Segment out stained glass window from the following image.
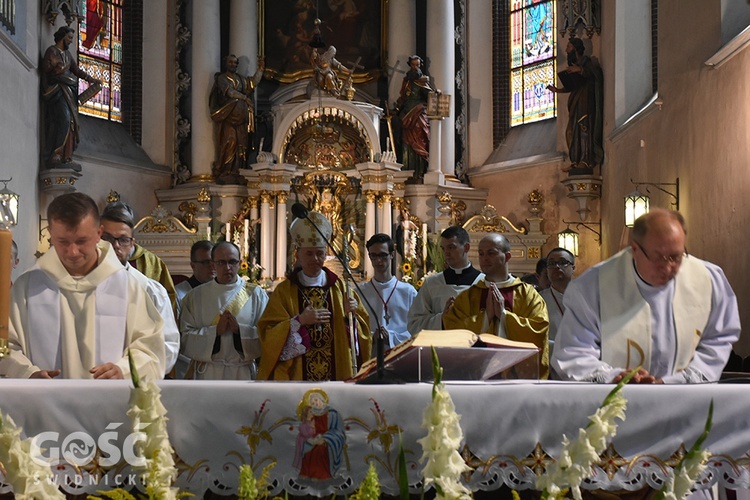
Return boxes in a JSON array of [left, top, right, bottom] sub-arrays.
[[510, 0, 556, 126], [78, 0, 123, 122]]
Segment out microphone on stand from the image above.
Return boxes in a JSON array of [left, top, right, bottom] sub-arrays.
[[290, 203, 396, 384]]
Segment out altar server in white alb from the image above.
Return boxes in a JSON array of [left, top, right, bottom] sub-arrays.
[[407, 225, 483, 334], [179, 241, 268, 380], [552, 209, 740, 384], [358, 233, 417, 352], [100, 202, 180, 376], [0, 193, 166, 380]]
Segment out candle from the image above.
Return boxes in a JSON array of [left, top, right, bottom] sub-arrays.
[[206, 225, 211, 241], [422, 223, 428, 264], [0, 230, 12, 350], [243, 218, 250, 260], [225, 222, 231, 242]]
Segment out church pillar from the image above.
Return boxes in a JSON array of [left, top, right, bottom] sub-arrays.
[[249, 196, 260, 265], [259, 191, 273, 280], [426, 0, 455, 179], [364, 190, 376, 279], [229, 0, 259, 76], [380, 192, 393, 237], [388, 0, 417, 103], [275, 192, 288, 279], [190, 1, 221, 180]]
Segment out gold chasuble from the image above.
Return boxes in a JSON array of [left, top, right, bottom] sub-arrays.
[[258, 268, 371, 381], [443, 278, 549, 379]]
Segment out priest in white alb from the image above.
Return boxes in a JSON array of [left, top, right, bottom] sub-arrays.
[[552, 209, 740, 384], [179, 241, 268, 380], [0, 193, 166, 380]]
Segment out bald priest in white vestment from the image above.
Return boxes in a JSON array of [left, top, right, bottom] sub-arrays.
[[552, 209, 740, 384], [0, 193, 166, 380]]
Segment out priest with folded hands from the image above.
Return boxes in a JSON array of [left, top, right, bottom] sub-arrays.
[[442, 232, 549, 379]]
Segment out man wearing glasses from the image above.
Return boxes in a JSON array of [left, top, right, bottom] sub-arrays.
[[100, 203, 180, 376], [175, 240, 216, 317], [180, 241, 268, 380], [539, 248, 575, 351], [552, 209, 740, 384], [358, 233, 417, 352]]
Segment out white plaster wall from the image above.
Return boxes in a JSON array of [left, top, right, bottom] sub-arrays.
[[614, 0, 652, 127], [465, 0, 493, 169], [602, 0, 750, 355], [141, 1, 170, 166], [0, 1, 40, 280]]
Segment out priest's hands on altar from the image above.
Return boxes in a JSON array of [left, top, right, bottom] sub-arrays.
[[217, 311, 240, 335], [485, 283, 506, 319], [612, 368, 664, 384], [30, 369, 61, 379], [299, 306, 331, 326], [90, 362, 124, 379]]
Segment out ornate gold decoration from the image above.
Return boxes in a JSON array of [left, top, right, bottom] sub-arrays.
[[364, 190, 377, 204], [462, 205, 528, 235], [106, 190, 120, 203], [528, 247, 541, 259], [260, 191, 273, 204], [521, 442, 554, 475], [178, 201, 197, 230], [598, 443, 630, 480], [249, 196, 259, 209], [449, 199, 467, 227], [42, 178, 51, 186], [298, 171, 360, 269], [135, 205, 195, 234], [393, 182, 405, 191], [281, 106, 372, 169], [276, 192, 289, 204], [197, 187, 211, 204], [361, 174, 389, 184], [188, 174, 215, 183], [381, 192, 393, 205], [528, 189, 544, 217]]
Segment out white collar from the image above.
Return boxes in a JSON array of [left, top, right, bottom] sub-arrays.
[[299, 270, 326, 287], [449, 262, 472, 274]]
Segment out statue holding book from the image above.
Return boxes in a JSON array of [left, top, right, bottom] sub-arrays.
[[547, 37, 603, 174]]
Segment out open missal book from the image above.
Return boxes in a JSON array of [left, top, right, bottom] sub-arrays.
[[350, 329, 540, 383]]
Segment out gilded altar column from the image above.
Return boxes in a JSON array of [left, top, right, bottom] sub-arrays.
[[380, 192, 393, 236], [427, 0, 455, 179], [259, 191, 273, 280], [190, 1, 221, 179], [275, 192, 288, 279], [229, 0, 258, 76], [364, 190, 377, 278], [249, 196, 260, 263]]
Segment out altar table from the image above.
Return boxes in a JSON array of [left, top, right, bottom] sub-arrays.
[[1, 379, 750, 497]]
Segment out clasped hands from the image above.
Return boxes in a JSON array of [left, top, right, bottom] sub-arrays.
[[217, 310, 240, 336], [484, 282, 506, 319]]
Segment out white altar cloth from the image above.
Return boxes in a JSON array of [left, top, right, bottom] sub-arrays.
[[1, 379, 750, 497]]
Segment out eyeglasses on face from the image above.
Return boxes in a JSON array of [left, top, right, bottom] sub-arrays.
[[192, 259, 213, 266], [368, 252, 391, 261], [101, 233, 134, 247], [547, 260, 573, 268], [634, 240, 687, 265], [213, 259, 240, 267]]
